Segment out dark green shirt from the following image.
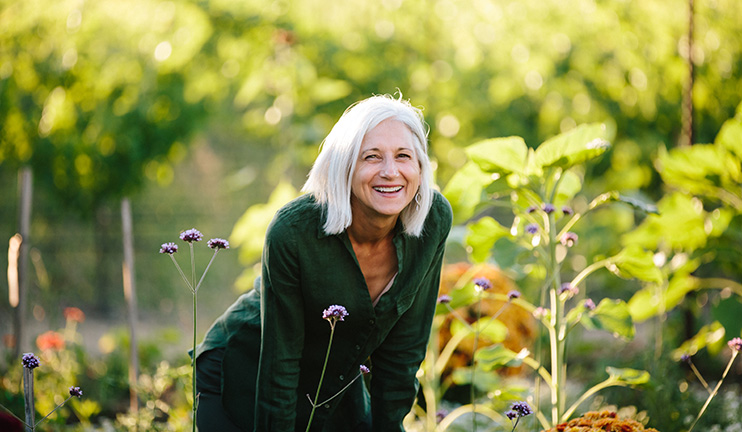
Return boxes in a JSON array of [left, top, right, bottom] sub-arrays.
[[197, 191, 452, 431]]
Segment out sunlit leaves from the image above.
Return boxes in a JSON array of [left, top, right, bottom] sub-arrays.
[[534, 123, 613, 170], [442, 161, 494, 224], [475, 344, 525, 371], [465, 216, 510, 263], [465, 136, 529, 175], [608, 244, 664, 285], [579, 299, 635, 340]]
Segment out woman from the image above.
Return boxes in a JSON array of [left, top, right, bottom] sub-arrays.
[[195, 94, 452, 431]]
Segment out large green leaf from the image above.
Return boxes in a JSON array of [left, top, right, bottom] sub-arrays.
[[622, 192, 709, 251], [628, 272, 702, 322], [442, 161, 494, 224], [475, 344, 524, 371], [465, 136, 529, 175], [580, 298, 635, 339], [534, 123, 612, 170], [465, 216, 511, 263], [609, 244, 664, 284]]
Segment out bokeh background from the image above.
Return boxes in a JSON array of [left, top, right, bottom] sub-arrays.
[[1, 0, 741, 430]]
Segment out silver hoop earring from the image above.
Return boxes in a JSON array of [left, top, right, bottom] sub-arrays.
[[415, 192, 421, 211]]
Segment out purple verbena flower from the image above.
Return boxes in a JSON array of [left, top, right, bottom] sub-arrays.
[[510, 401, 533, 417], [180, 228, 203, 243], [437, 294, 452, 304], [507, 290, 521, 300], [69, 386, 83, 398], [542, 203, 556, 214], [526, 205, 537, 214], [558, 283, 579, 297], [560, 232, 578, 247], [680, 354, 691, 363], [533, 307, 548, 319], [473, 277, 492, 292], [207, 238, 230, 250], [322, 305, 348, 322], [159, 242, 178, 254], [436, 409, 448, 423], [359, 365, 370, 374], [506, 410, 518, 420], [526, 224, 539, 235], [729, 337, 742, 352], [562, 205, 574, 216], [584, 298, 596, 311], [22, 353, 40, 369]]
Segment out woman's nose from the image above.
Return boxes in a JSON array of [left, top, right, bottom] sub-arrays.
[[380, 160, 398, 178]]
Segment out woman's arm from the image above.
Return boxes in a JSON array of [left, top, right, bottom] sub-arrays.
[[254, 218, 305, 431]]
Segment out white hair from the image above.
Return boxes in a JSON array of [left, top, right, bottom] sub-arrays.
[[302, 94, 433, 237]]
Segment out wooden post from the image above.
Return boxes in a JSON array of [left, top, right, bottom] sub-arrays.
[[121, 198, 139, 415], [13, 167, 33, 358]]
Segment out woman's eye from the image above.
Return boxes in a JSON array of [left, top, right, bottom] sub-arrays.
[[398, 153, 412, 159], [365, 154, 380, 160]]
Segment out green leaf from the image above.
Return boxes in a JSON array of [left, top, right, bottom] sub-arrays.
[[609, 244, 664, 284], [581, 299, 635, 339], [534, 123, 612, 170], [553, 169, 583, 205], [465, 216, 510, 263], [443, 161, 494, 224], [671, 321, 726, 359], [475, 344, 524, 371], [473, 317, 509, 344], [606, 367, 650, 385], [465, 136, 529, 175], [714, 113, 742, 161], [621, 192, 709, 251], [628, 272, 701, 322]]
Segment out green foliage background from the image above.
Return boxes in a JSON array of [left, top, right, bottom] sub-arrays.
[[1, 0, 741, 427]]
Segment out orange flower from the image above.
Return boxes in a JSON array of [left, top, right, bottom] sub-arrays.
[[64, 307, 85, 323], [36, 330, 65, 351]]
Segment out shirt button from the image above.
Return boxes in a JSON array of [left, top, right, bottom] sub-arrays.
[[368, 319, 375, 325], [355, 345, 361, 350], [339, 375, 345, 381], [324, 404, 330, 409]]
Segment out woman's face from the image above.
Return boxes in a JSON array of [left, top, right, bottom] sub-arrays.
[[350, 118, 421, 223]]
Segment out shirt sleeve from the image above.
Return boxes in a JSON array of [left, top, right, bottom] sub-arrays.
[[254, 216, 305, 431], [369, 199, 452, 431]]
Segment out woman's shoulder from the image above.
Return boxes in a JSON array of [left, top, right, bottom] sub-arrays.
[[267, 194, 323, 238], [422, 190, 453, 238]]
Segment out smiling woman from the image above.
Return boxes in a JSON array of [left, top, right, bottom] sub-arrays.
[[193, 94, 452, 432]]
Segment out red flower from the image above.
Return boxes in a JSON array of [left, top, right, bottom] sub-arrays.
[[64, 307, 85, 323], [36, 331, 65, 351]]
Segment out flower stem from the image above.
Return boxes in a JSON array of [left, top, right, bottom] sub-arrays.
[[169, 254, 193, 292], [688, 351, 739, 432], [471, 293, 483, 432], [190, 242, 197, 432], [192, 288, 198, 432], [23, 367, 34, 432], [306, 323, 336, 432], [195, 249, 220, 293], [35, 396, 73, 427]]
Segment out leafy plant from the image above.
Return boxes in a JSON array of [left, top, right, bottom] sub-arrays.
[[437, 123, 659, 429]]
